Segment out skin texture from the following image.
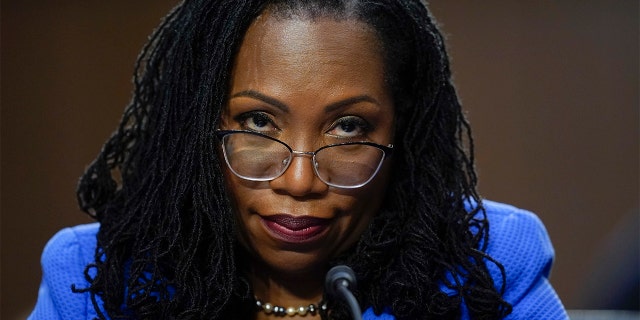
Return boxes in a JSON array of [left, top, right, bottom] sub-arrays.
[[219, 11, 395, 319]]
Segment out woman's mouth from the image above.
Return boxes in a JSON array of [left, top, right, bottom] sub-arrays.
[[261, 214, 331, 244]]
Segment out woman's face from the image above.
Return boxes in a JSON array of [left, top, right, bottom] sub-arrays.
[[220, 12, 395, 276]]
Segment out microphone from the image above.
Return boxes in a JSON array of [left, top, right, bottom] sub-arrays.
[[325, 265, 363, 320]]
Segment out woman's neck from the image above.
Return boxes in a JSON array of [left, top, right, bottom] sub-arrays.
[[249, 263, 326, 320]]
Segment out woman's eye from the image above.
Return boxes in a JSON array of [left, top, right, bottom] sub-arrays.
[[327, 116, 371, 138], [237, 112, 276, 132]]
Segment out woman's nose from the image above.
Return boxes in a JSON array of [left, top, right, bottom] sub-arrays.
[[269, 154, 328, 197]]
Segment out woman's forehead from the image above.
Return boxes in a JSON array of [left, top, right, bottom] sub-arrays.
[[230, 13, 384, 91], [242, 12, 379, 59]]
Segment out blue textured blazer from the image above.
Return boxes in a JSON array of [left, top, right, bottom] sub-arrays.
[[28, 200, 568, 319]]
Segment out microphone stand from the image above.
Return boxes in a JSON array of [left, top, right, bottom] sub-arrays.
[[325, 265, 363, 320]]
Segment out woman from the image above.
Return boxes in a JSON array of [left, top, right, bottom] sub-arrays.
[[29, 0, 568, 319]]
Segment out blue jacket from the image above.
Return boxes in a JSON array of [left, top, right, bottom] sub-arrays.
[[29, 200, 568, 319]]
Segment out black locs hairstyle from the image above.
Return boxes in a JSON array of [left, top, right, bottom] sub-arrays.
[[75, 0, 512, 319]]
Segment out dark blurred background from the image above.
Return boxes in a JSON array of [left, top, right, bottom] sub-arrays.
[[2, 1, 638, 318]]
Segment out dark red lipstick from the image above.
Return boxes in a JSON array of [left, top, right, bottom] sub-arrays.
[[261, 214, 330, 243]]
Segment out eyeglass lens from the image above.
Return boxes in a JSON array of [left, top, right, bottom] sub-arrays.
[[221, 132, 385, 188]]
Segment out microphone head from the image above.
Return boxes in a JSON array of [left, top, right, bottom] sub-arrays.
[[325, 265, 357, 297]]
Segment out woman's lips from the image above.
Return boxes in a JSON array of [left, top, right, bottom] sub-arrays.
[[261, 214, 330, 244]]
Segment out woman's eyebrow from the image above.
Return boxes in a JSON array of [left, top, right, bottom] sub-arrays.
[[324, 95, 380, 113], [231, 90, 289, 112], [230, 90, 380, 113]]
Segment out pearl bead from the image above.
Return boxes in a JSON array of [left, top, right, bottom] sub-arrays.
[[263, 303, 273, 314], [298, 306, 308, 316], [274, 306, 284, 315], [286, 307, 296, 316]]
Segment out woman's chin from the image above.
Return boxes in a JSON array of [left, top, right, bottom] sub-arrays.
[[257, 250, 329, 278]]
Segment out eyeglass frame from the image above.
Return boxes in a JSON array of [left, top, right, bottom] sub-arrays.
[[214, 129, 394, 189]]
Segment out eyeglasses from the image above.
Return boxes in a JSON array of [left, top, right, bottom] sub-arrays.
[[215, 130, 393, 189]]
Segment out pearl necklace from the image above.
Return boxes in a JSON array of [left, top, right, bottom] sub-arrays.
[[255, 297, 327, 317]]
